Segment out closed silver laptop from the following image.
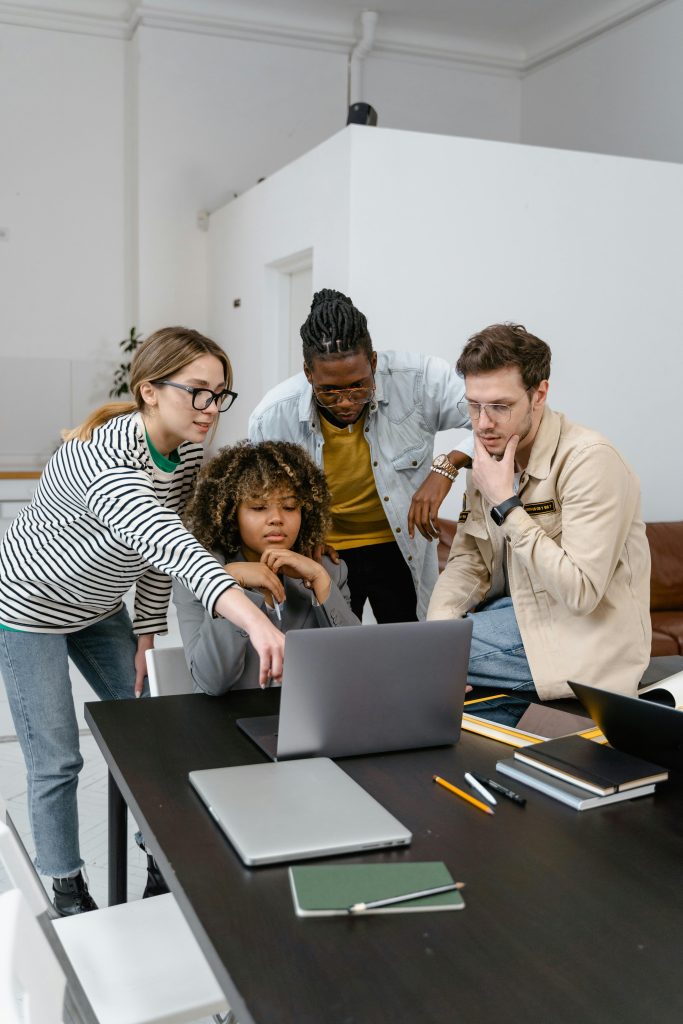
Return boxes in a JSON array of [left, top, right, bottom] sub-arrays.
[[189, 757, 412, 866], [238, 618, 472, 760]]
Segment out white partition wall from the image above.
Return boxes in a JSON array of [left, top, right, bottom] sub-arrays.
[[208, 125, 682, 522], [207, 129, 353, 444]]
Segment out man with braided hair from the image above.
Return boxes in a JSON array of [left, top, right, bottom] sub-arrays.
[[249, 289, 473, 622]]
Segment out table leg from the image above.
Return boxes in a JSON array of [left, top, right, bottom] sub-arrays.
[[107, 771, 127, 905]]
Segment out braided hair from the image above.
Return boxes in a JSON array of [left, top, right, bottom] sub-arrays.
[[300, 289, 373, 366], [184, 440, 331, 559]]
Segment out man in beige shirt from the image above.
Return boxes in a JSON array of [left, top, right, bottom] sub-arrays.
[[428, 323, 651, 699]]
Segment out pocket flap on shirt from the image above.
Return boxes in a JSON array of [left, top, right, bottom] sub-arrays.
[[391, 442, 430, 472], [459, 513, 488, 540]]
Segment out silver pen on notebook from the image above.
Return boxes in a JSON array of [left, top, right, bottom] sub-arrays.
[[348, 882, 464, 914]]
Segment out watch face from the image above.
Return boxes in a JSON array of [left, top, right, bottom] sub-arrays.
[[432, 454, 456, 474], [490, 507, 504, 526]]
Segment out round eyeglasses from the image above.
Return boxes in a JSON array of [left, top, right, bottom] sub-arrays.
[[154, 379, 238, 413], [457, 387, 533, 424], [311, 383, 375, 409]]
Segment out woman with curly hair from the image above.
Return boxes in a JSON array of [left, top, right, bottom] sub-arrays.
[[174, 440, 358, 694]]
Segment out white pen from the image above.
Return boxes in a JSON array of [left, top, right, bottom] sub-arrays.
[[348, 882, 463, 913], [464, 771, 497, 806]]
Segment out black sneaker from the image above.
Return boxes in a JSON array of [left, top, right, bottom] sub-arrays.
[[52, 871, 98, 916], [135, 832, 170, 898], [143, 853, 170, 898]]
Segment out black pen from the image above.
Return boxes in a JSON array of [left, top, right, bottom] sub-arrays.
[[471, 772, 526, 807]]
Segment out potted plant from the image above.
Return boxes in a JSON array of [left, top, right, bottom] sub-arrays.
[[110, 327, 143, 398]]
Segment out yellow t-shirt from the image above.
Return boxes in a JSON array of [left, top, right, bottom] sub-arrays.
[[319, 412, 394, 550]]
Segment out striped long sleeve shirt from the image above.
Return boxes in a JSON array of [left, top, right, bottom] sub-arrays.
[[0, 413, 236, 634]]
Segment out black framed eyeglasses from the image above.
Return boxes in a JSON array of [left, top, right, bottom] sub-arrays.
[[155, 379, 238, 413]]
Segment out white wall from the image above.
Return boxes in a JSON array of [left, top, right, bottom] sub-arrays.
[[208, 125, 682, 522], [3, 7, 682, 470], [0, 23, 127, 361], [134, 27, 522, 335], [365, 55, 520, 142], [0, 23, 127, 456], [521, 0, 683, 164], [134, 26, 349, 334], [207, 130, 353, 445], [0, 17, 523, 468]]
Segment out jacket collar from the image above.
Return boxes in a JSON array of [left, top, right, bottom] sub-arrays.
[[373, 368, 387, 405], [298, 380, 316, 425], [522, 407, 561, 481]]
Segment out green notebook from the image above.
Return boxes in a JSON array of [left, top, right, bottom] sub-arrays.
[[289, 861, 465, 917]]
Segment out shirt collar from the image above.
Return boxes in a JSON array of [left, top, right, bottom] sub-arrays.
[[522, 407, 561, 481], [373, 369, 386, 405]]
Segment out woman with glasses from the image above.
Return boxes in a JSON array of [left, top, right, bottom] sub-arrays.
[[174, 439, 358, 695], [249, 290, 474, 623], [0, 326, 284, 916]]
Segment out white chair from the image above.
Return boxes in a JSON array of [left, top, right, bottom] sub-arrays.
[[0, 888, 67, 1024], [145, 646, 194, 697], [0, 820, 231, 1024]]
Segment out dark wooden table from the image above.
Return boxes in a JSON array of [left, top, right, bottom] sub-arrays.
[[85, 679, 683, 1024]]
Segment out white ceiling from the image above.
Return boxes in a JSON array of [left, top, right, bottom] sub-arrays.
[[216, 0, 668, 61], [0, 0, 671, 67]]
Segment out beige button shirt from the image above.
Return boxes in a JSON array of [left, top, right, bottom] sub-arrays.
[[428, 408, 651, 699]]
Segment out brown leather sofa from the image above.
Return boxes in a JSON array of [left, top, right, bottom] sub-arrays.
[[436, 517, 683, 657], [647, 521, 683, 655]]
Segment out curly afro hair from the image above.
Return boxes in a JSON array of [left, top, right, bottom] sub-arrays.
[[185, 440, 331, 558]]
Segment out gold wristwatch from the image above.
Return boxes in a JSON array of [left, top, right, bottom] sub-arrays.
[[430, 454, 459, 482]]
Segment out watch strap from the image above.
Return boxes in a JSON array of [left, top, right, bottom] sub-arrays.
[[490, 495, 523, 525]]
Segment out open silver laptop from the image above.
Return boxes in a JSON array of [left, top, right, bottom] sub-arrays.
[[189, 757, 412, 865], [237, 618, 472, 760]]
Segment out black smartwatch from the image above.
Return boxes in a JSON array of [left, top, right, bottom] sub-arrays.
[[490, 496, 523, 526]]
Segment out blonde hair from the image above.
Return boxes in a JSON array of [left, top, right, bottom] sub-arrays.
[[63, 327, 233, 442]]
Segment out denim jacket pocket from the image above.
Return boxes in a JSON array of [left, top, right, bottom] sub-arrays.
[[391, 441, 431, 472]]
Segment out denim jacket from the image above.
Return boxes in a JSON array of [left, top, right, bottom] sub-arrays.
[[248, 351, 472, 618]]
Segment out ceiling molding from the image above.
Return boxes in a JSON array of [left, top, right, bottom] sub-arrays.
[[372, 39, 521, 77], [130, 6, 353, 55], [523, 0, 672, 73], [0, 0, 671, 75], [0, 1, 131, 39]]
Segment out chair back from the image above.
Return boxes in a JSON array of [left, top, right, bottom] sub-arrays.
[[0, 822, 51, 917], [145, 646, 194, 697], [0, 889, 67, 1024]]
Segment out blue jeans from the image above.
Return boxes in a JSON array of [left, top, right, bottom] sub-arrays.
[[467, 596, 536, 692], [0, 606, 143, 877]]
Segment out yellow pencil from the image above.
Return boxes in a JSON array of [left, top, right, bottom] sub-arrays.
[[432, 774, 495, 815]]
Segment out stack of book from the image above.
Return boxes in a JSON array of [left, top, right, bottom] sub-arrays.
[[496, 734, 669, 810]]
